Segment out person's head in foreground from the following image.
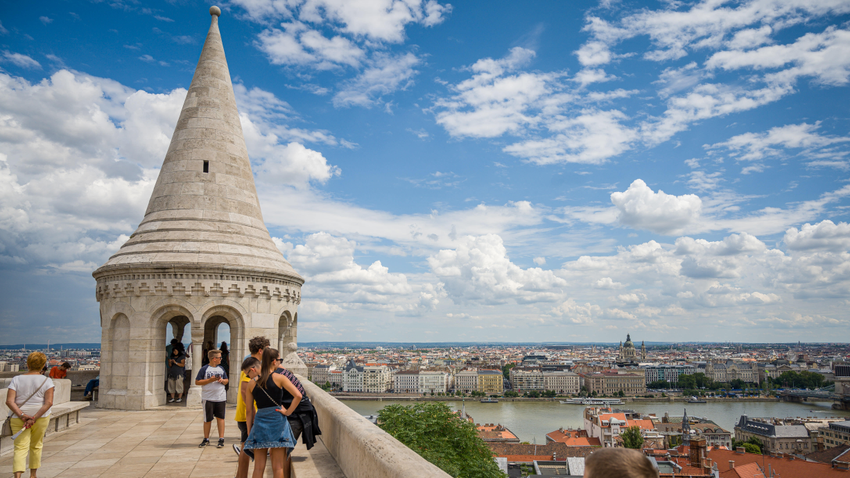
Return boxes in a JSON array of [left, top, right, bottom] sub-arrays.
[[585, 447, 659, 478]]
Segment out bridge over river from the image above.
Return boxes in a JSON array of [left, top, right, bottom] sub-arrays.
[[778, 384, 850, 410]]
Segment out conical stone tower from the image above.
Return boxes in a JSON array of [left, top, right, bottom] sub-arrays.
[[93, 6, 305, 410]]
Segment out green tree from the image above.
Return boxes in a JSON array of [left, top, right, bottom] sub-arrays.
[[621, 426, 644, 449], [742, 443, 761, 454], [378, 402, 506, 478], [502, 363, 516, 382], [321, 381, 332, 391], [504, 390, 519, 398]]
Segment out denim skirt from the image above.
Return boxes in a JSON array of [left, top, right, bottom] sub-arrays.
[[244, 407, 297, 449]]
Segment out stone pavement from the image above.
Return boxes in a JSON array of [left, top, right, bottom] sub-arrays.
[[0, 405, 273, 478]]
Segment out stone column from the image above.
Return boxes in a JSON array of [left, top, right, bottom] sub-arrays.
[[186, 325, 204, 407]]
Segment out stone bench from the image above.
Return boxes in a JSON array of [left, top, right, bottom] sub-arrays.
[[0, 379, 90, 457]]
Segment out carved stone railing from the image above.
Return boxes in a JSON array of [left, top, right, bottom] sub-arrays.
[[296, 375, 451, 478]]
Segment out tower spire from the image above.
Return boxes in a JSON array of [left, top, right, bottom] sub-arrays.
[[95, 6, 301, 281], [93, 7, 306, 411]]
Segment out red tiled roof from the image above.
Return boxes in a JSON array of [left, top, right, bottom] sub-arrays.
[[708, 448, 849, 478], [719, 462, 763, 478], [546, 429, 601, 447], [477, 424, 519, 441]]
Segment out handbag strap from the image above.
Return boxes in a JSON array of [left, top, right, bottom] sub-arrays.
[[9, 375, 49, 417], [256, 376, 282, 408]]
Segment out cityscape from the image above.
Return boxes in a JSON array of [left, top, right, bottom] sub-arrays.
[[3, 0, 850, 477], [2, 336, 849, 475]]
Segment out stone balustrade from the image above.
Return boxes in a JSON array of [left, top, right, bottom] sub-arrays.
[[295, 375, 451, 478]]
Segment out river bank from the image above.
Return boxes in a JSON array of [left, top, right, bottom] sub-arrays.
[[340, 398, 850, 444], [331, 393, 781, 403]]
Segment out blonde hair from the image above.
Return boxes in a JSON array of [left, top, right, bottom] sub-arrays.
[[27, 352, 47, 372], [207, 349, 221, 360], [585, 448, 659, 478]]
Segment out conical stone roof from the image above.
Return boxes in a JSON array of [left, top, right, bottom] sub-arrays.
[[94, 7, 302, 283]]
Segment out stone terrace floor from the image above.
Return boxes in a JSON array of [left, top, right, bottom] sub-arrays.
[[1, 405, 278, 478]]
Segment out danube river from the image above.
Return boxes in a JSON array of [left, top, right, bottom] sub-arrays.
[[340, 399, 850, 443]]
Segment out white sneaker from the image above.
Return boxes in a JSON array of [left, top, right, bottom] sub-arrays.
[[176, 398, 182, 403], [168, 398, 175, 403]]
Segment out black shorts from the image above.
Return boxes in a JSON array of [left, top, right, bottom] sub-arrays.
[[237, 421, 248, 443], [203, 400, 226, 422]]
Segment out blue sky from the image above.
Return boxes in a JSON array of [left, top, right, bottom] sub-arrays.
[[2, 0, 850, 344]]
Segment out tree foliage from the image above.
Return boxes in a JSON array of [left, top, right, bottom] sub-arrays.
[[677, 373, 716, 390], [502, 363, 515, 381], [647, 380, 670, 389], [732, 437, 763, 454], [621, 426, 644, 449], [769, 371, 826, 389], [378, 402, 506, 478]]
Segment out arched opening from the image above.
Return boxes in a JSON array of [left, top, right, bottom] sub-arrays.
[[201, 306, 245, 404], [164, 318, 191, 406], [200, 321, 232, 390], [150, 304, 195, 408], [278, 311, 292, 353]]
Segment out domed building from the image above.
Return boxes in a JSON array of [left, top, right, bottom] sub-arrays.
[[617, 334, 646, 364]]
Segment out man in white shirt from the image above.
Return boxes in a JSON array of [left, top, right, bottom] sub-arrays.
[[195, 349, 229, 448]]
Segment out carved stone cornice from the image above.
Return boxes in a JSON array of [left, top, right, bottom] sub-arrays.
[[94, 264, 302, 304]]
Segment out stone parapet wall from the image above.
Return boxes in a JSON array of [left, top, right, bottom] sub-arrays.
[[0, 371, 100, 389], [297, 374, 451, 478]]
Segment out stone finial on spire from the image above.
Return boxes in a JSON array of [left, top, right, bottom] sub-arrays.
[[210, 5, 221, 16]]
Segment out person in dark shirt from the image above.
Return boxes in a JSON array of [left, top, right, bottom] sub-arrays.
[[168, 346, 186, 403]]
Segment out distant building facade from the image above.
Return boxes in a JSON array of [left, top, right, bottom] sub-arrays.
[[478, 370, 504, 395], [643, 364, 695, 384], [394, 370, 419, 393], [510, 368, 544, 391], [543, 371, 580, 394], [734, 415, 811, 453], [584, 370, 646, 396], [820, 421, 850, 449], [455, 369, 478, 393]]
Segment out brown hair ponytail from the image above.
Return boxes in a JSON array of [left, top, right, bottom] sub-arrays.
[[258, 347, 279, 389]]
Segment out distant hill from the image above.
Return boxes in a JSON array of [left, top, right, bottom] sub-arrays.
[[0, 343, 101, 350]]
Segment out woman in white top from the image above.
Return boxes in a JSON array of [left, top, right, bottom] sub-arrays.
[[5, 351, 55, 478]]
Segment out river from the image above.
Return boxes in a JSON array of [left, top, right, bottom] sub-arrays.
[[340, 399, 850, 444]]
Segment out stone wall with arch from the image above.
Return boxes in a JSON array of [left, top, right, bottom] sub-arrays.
[[94, 269, 304, 410]]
